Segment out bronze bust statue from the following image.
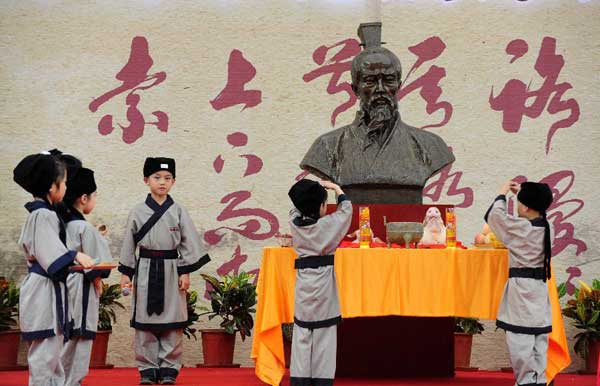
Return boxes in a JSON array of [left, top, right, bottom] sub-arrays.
[[300, 22, 455, 204]]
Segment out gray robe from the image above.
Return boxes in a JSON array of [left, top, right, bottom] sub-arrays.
[[289, 195, 352, 385], [18, 201, 76, 339], [65, 212, 113, 338], [18, 200, 77, 386], [485, 196, 552, 333], [61, 211, 113, 386], [485, 195, 552, 386], [119, 194, 210, 330]]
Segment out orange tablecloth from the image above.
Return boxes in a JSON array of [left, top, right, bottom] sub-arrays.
[[250, 247, 570, 385]]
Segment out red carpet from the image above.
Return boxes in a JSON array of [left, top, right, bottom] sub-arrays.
[[0, 368, 595, 386]]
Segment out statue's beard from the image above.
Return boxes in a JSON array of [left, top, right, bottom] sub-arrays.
[[363, 95, 397, 142]]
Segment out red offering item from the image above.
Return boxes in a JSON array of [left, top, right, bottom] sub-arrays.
[[70, 263, 117, 270]]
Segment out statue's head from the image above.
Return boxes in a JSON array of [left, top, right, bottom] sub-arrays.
[[351, 23, 402, 126]]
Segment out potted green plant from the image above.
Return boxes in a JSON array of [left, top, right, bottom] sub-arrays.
[[184, 289, 200, 340], [90, 283, 125, 369], [0, 277, 21, 370], [198, 272, 257, 367], [560, 279, 600, 374], [454, 317, 484, 370], [282, 323, 293, 369]]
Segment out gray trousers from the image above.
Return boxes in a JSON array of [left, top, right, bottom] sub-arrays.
[[506, 331, 548, 386], [290, 324, 336, 386], [61, 337, 93, 386], [27, 335, 65, 386], [135, 329, 183, 373]]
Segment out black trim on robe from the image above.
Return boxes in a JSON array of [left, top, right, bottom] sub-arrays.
[[509, 267, 546, 280], [139, 248, 178, 316], [294, 255, 334, 270], [131, 320, 189, 331], [484, 194, 506, 223], [294, 315, 342, 330], [496, 320, 552, 335], [293, 216, 318, 227], [118, 263, 135, 280], [177, 254, 211, 275], [134, 195, 174, 244]]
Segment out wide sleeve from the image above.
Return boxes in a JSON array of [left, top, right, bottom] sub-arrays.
[[484, 195, 529, 247], [315, 195, 353, 253], [176, 206, 210, 275], [118, 210, 137, 279], [81, 223, 113, 280], [33, 211, 77, 279]]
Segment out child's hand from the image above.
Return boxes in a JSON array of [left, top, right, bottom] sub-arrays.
[[96, 224, 108, 236], [93, 278, 103, 297], [320, 180, 344, 195], [498, 180, 517, 196], [120, 274, 131, 289], [75, 252, 95, 268], [179, 273, 190, 291]]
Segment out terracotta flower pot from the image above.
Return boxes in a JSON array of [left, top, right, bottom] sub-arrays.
[[0, 330, 22, 371], [89, 330, 114, 369], [198, 329, 239, 367], [585, 339, 600, 374], [454, 332, 474, 370]]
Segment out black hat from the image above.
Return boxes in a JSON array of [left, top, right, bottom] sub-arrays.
[[13, 153, 58, 197], [65, 168, 97, 203], [144, 157, 176, 178], [288, 179, 327, 219], [517, 182, 553, 213], [48, 149, 82, 178]]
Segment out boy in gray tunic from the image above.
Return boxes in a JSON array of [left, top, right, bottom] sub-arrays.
[[60, 167, 113, 386], [13, 153, 95, 386], [485, 181, 554, 386], [119, 157, 211, 385], [288, 179, 352, 386]]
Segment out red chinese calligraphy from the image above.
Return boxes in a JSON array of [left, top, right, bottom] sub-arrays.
[[422, 149, 473, 208], [206, 132, 279, 246], [204, 191, 280, 246], [565, 266, 582, 296], [397, 36, 452, 129], [509, 170, 587, 257], [203, 245, 259, 299], [302, 39, 361, 126], [212, 132, 263, 177], [303, 36, 453, 129], [210, 49, 262, 111], [489, 37, 580, 154], [89, 36, 168, 144]]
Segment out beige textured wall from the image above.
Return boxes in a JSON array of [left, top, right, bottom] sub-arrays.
[[1, 0, 599, 372]]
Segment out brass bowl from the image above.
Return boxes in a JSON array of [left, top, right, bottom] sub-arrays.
[[385, 222, 424, 248]]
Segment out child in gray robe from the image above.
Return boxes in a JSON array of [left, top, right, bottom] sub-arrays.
[[485, 180, 554, 386], [13, 153, 95, 386], [288, 179, 352, 386], [119, 157, 211, 385], [60, 167, 113, 386]]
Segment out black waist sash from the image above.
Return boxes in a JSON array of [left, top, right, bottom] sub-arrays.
[[139, 248, 179, 316], [509, 267, 546, 280], [294, 255, 334, 270], [28, 262, 72, 341]]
